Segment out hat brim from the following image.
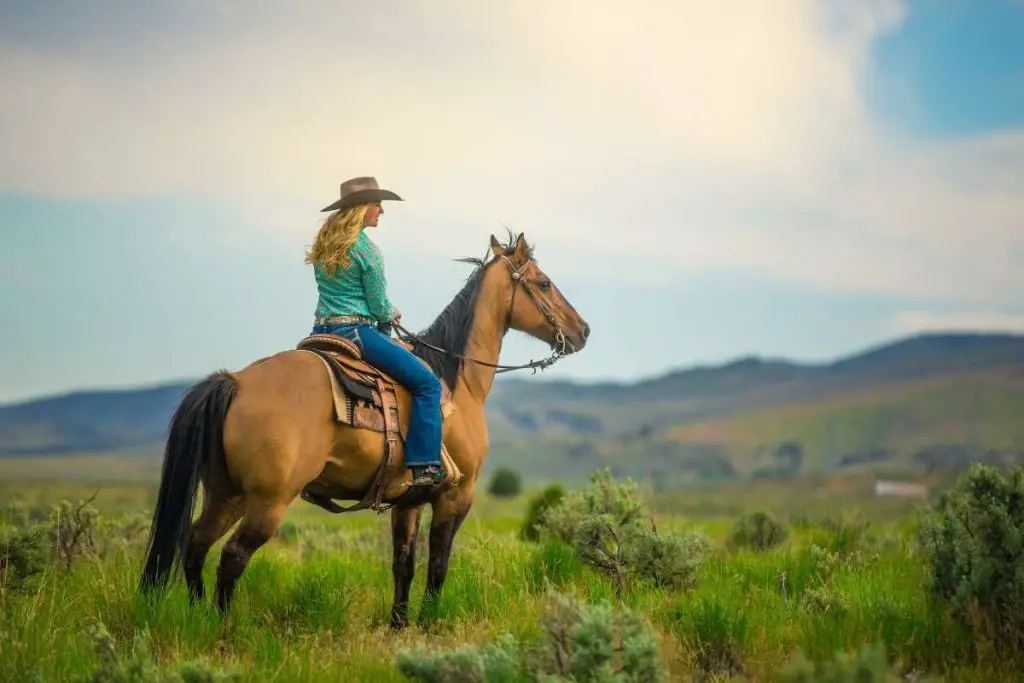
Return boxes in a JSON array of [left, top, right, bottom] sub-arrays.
[[320, 188, 403, 213]]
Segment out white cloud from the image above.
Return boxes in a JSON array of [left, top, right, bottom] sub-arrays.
[[1, 0, 1023, 306], [893, 310, 1024, 334]]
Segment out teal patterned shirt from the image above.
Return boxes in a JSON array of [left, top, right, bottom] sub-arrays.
[[313, 230, 396, 323]]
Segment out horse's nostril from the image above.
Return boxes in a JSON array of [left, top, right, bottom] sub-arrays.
[[583, 323, 591, 339]]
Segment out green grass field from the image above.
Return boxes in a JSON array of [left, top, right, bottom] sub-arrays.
[[1, 474, 1020, 682]]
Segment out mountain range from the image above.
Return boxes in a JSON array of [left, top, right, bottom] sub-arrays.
[[2, 332, 1023, 485]]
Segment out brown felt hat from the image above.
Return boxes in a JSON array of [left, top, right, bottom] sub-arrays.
[[320, 176, 403, 212]]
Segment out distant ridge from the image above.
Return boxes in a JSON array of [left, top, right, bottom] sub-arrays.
[[2, 332, 1024, 484], [6, 331, 1023, 407]]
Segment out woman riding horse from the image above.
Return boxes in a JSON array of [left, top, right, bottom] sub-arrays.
[[138, 178, 591, 623], [307, 176, 444, 489]]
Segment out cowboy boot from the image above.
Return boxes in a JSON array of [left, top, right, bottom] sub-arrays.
[[409, 464, 444, 487]]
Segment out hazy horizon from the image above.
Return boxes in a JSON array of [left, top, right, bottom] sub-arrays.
[[4, 328, 1023, 408]]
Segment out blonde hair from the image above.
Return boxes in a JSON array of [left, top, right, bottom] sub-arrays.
[[305, 204, 370, 277]]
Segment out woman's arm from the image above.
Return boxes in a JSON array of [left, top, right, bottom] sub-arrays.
[[354, 240, 397, 323]]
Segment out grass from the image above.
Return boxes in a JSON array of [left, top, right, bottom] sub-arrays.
[[1, 478, 1020, 682], [0, 453, 162, 482]]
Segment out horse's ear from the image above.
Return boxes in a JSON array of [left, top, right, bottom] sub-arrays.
[[513, 232, 528, 257], [490, 234, 503, 258]]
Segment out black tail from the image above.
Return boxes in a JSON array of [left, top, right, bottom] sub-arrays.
[[139, 370, 238, 593]]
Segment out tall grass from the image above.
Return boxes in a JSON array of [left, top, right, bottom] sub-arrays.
[[1, 496, 1018, 682], [6, 472, 1024, 682]]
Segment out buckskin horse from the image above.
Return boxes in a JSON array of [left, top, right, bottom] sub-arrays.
[[138, 232, 590, 629]]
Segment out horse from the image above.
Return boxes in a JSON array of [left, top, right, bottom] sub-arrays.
[[138, 231, 590, 629]]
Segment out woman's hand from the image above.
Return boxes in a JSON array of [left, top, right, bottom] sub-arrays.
[[391, 307, 402, 324]]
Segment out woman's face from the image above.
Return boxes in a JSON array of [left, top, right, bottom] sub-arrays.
[[364, 202, 383, 227]]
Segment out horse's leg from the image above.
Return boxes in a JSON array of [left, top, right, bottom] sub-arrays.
[[418, 489, 474, 626], [214, 499, 289, 613], [184, 491, 243, 603], [389, 502, 425, 630]]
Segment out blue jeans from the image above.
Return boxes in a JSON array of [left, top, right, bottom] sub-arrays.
[[311, 323, 442, 468]]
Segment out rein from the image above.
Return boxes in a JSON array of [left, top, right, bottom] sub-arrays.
[[390, 255, 569, 375]]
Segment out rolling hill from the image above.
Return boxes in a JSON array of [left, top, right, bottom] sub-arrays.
[[2, 332, 1023, 484]]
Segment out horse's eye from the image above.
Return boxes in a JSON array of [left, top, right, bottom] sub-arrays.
[[539, 280, 552, 290]]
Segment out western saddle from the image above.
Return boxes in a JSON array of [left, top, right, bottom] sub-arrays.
[[294, 333, 460, 514]]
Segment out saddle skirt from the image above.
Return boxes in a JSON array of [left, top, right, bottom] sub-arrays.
[[296, 333, 456, 428], [294, 333, 461, 513]]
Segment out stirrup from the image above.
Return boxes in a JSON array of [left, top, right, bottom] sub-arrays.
[[409, 464, 444, 487], [300, 489, 347, 514]]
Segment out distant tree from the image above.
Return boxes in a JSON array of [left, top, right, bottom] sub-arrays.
[[774, 441, 804, 474], [519, 483, 566, 541], [488, 467, 522, 498], [729, 510, 789, 552]]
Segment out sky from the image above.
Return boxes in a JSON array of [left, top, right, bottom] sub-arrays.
[[1, 0, 1023, 404]]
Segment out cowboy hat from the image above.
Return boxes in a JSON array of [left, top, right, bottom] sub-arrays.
[[320, 176, 403, 212]]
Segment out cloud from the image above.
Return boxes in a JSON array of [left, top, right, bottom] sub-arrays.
[[1, 0, 1023, 306], [893, 310, 1024, 334]]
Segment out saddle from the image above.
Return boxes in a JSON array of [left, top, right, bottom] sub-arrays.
[[294, 333, 460, 514]]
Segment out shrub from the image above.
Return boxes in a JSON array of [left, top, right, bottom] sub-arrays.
[[729, 510, 789, 552], [539, 469, 709, 599], [50, 497, 100, 569], [530, 592, 666, 683], [487, 468, 522, 498], [917, 462, 1024, 653], [777, 642, 937, 682], [95, 513, 151, 557], [519, 483, 566, 542], [396, 633, 522, 683], [85, 621, 240, 682], [798, 584, 848, 617], [628, 528, 711, 591], [0, 523, 50, 585], [572, 512, 633, 598], [396, 591, 668, 683], [540, 469, 648, 546], [2, 496, 31, 527], [808, 544, 842, 585]]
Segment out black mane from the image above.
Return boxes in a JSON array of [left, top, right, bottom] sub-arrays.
[[404, 231, 531, 390]]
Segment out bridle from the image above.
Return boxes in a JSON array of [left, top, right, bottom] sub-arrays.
[[389, 254, 570, 374]]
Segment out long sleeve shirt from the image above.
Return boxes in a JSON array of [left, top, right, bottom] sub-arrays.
[[313, 230, 396, 323]]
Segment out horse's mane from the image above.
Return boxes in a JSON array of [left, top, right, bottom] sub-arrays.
[[407, 230, 533, 390]]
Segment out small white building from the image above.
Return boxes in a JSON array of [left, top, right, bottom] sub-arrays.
[[873, 479, 928, 499]]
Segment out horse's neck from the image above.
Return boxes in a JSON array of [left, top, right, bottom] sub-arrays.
[[455, 273, 508, 405]]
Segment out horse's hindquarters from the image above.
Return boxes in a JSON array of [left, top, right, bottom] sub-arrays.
[[221, 351, 340, 500]]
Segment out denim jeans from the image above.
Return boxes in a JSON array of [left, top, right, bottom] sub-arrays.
[[311, 322, 442, 468]]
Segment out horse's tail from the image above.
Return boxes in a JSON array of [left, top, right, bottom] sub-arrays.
[[139, 370, 238, 592]]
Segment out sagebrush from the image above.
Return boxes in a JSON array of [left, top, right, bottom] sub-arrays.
[[917, 463, 1024, 655], [537, 469, 710, 598], [397, 591, 667, 683]]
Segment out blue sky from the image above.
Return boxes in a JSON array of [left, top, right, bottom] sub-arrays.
[[2, 1, 1023, 404], [867, 0, 1024, 137]]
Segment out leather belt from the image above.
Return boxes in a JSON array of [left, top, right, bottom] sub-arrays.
[[314, 314, 377, 326]]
